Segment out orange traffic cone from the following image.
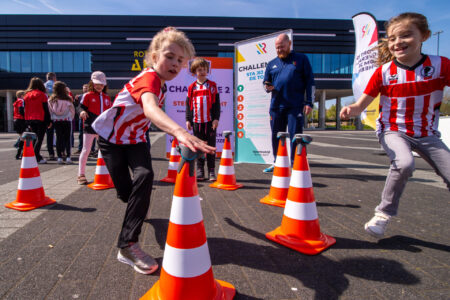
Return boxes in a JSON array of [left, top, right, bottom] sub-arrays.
[[5, 132, 56, 211], [210, 131, 243, 191], [142, 145, 235, 300], [87, 150, 114, 190], [160, 138, 181, 183], [260, 132, 290, 207], [266, 134, 335, 255]]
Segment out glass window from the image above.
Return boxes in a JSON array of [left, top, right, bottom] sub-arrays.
[[32, 52, 42, 72], [10, 52, 21, 72], [52, 52, 63, 72], [330, 54, 340, 74], [0, 52, 7, 72], [63, 52, 74, 72], [21, 52, 32, 72], [73, 52, 83, 72], [83, 52, 91, 72]]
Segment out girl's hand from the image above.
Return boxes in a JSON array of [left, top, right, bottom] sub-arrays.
[[80, 111, 88, 120], [340, 106, 353, 120], [174, 128, 215, 154], [186, 121, 192, 131], [212, 120, 219, 130]]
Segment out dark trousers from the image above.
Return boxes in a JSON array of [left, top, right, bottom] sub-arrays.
[[14, 119, 26, 158], [54, 121, 71, 158], [270, 106, 304, 164], [193, 121, 216, 171], [46, 126, 55, 156], [26, 120, 46, 161], [98, 137, 154, 249]]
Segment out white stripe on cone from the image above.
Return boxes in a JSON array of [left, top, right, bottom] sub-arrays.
[[218, 165, 235, 175], [275, 156, 290, 167], [271, 175, 291, 188], [95, 165, 109, 175], [170, 147, 178, 156], [168, 161, 178, 170], [221, 149, 233, 158], [18, 177, 43, 190], [162, 242, 212, 278], [284, 200, 318, 221], [21, 156, 38, 169], [290, 170, 313, 188], [169, 195, 203, 225]]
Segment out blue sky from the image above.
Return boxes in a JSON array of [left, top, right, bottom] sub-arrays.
[[2, 0, 448, 58]]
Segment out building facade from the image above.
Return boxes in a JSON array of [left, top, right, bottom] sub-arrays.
[[0, 14, 384, 132]]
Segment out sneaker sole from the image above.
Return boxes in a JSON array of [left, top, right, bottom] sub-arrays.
[[117, 251, 158, 275], [364, 223, 384, 238]]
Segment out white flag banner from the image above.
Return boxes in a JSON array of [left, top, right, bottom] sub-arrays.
[[352, 12, 380, 128]]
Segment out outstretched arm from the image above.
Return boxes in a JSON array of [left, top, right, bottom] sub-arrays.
[[340, 93, 375, 119], [142, 92, 215, 154]]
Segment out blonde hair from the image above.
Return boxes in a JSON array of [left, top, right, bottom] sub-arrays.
[[377, 12, 431, 66], [144, 27, 195, 68], [16, 90, 25, 98], [190, 57, 209, 74]]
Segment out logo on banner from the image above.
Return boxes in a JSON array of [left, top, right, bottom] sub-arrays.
[[361, 23, 371, 38], [256, 43, 267, 54]]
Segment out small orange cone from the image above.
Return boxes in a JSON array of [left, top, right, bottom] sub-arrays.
[[5, 132, 56, 211], [87, 150, 114, 190], [260, 132, 290, 207], [266, 134, 335, 255], [160, 138, 181, 183], [210, 131, 243, 191], [141, 144, 235, 300]]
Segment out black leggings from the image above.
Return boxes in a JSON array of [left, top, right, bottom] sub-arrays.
[[53, 121, 71, 158], [25, 120, 46, 161], [193, 121, 217, 170], [98, 137, 154, 248]]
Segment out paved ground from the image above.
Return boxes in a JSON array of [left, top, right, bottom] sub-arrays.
[[0, 130, 448, 300]]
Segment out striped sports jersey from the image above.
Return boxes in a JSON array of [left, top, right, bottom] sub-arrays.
[[187, 80, 218, 123], [92, 68, 166, 145], [364, 55, 450, 138]]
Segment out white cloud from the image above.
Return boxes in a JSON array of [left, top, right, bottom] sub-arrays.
[[38, 0, 63, 14], [12, 0, 38, 10]]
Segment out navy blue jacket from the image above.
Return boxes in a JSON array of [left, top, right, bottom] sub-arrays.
[[263, 51, 315, 109]]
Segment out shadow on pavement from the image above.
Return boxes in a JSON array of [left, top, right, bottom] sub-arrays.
[[44, 203, 96, 212], [147, 218, 420, 300]]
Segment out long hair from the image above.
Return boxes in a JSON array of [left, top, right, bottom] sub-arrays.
[[88, 80, 108, 93], [377, 12, 431, 66], [25, 77, 46, 94], [49, 81, 72, 103]]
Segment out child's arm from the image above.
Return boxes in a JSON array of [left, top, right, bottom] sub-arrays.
[[211, 93, 220, 130], [340, 93, 375, 119], [142, 92, 215, 154], [185, 96, 192, 131]]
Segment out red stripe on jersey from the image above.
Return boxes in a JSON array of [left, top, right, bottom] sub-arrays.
[[420, 95, 430, 137], [128, 114, 147, 143], [406, 69, 415, 82], [404, 97, 415, 136], [389, 98, 398, 131], [381, 78, 444, 98], [115, 113, 146, 144]]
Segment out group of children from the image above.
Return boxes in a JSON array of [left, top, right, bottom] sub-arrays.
[[11, 12, 449, 276]]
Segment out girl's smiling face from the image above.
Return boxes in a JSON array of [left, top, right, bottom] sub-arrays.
[[152, 41, 186, 83], [93, 84, 104, 93], [387, 20, 427, 66]]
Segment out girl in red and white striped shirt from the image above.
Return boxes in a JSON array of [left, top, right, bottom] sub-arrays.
[[340, 12, 450, 238], [92, 27, 215, 275]]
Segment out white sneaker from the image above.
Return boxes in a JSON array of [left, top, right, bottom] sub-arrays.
[[38, 158, 47, 164], [364, 212, 391, 238], [57, 158, 64, 164], [66, 157, 72, 164]]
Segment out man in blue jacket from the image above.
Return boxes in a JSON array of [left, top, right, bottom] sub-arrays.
[[263, 33, 315, 172]]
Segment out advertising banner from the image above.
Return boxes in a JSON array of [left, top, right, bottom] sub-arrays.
[[235, 30, 293, 163], [164, 57, 234, 156], [352, 12, 380, 129]]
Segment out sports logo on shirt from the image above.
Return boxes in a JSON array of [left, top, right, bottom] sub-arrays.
[[421, 66, 435, 77], [388, 74, 398, 82], [210, 86, 216, 94], [272, 65, 277, 69]]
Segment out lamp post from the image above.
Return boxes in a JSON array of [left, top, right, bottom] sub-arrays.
[[433, 30, 443, 56]]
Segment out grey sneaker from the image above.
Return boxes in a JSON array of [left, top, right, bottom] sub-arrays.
[[197, 168, 205, 181], [364, 212, 391, 238], [57, 158, 64, 164], [117, 243, 158, 275], [208, 170, 216, 181]]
